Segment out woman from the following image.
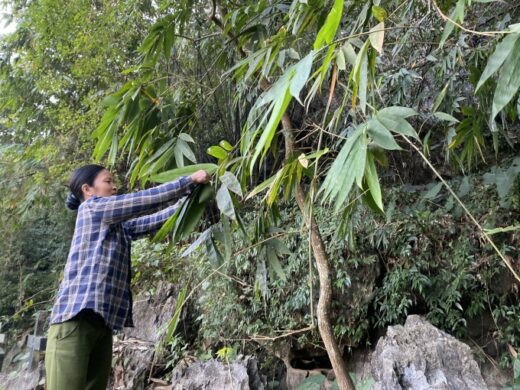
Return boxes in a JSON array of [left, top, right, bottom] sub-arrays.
[[45, 164, 210, 390]]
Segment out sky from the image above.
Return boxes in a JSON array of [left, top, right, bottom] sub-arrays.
[[0, 4, 16, 36]]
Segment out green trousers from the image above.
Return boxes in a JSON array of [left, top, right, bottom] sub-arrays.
[[45, 310, 113, 390]]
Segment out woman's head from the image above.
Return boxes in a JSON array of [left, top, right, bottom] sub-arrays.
[[66, 164, 117, 210]]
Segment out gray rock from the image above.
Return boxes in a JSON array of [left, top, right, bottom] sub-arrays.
[[125, 281, 182, 343], [170, 356, 266, 390], [0, 361, 45, 390], [370, 315, 488, 390], [112, 281, 184, 390]]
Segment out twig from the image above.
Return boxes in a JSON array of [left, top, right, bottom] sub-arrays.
[[402, 135, 520, 283], [248, 326, 315, 342], [430, 0, 513, 37]]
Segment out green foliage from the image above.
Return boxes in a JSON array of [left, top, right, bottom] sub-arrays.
[[475, 27, 520, 130], [0, 0, 158, 335], [0, 147, 74, 330], [2, 0, 520, 381], [321, 107, 418, 213], [503, 354, 520, 389], [216, 345, 237, 362], [188, 169, 519, 356]]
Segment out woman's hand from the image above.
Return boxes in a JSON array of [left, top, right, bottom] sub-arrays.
[[190, 170, 211, 184]]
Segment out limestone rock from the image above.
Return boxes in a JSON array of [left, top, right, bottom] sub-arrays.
[[112, 281, 184, 390], [125, 281, 182, 343], [170, 356, 266, 390], [370, 315, 488, 390]]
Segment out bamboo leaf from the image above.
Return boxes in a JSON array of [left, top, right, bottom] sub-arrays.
[[341, 42, 357, 66], [181, 228, 212, 257], [376, 108, 419, 139], [178, 133, 195, 143], [216, 185, 236, 220], [336, 49, 346, 71], [365, 152, 383, 211], [246, 171, 280, 200], [207, 145, 228, 160], [378, 116, 419, 139], [270, 238, 292, 256], [151, 164, 217, 183], [153, 201, 184, 241], [165, 287, 187, 343], [219, 140, 233, 151], [353, 133, 368, 188], [378, 106, 417, 119], [319, 45, 336, 83], [321, 126, 363, 201], [359, 49, 368, 113], [289, 51, 314, 105], [476, 32, 520, 92], [265, 246, 286, 281], [491, 39, 520, 127], [93, 122, 116, 161], [369, 22, 385, 54], [313, 0, 344, 50], [220, 171, 243, 197], [177, 139, 197, 163], [267, 165, 288, 206], [433, 82, 449, 112], [433, 112, 459, 123], [367, 119, 402, 150], [175, 186, 212, 240], [484, 225, 520, 235], [351, 40, 370, 111], [250, 88, 292, 173], [371, 6, 388, 22], [141, 143, 176, 177], [439, 0, 465, 48], [322, 127, 368, 211]]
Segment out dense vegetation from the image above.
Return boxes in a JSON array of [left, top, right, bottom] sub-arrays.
[[0, 0, 519, 387]]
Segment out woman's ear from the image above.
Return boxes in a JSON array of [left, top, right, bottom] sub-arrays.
[[81, 183, 91, 199]]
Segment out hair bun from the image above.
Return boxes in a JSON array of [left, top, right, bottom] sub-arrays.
[[65, 192, 81, 210]]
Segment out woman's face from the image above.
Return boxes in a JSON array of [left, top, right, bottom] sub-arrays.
[[82, 169, 117, 200]]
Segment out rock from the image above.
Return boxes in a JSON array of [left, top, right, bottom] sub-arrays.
[[0, 329, 46, 390], [111, 337, 155, 390], [125, 281, 183, 343], [0, 361, 45, 390], [111, 281, 185, 390], [170, 356, 266, 390], [370, 315, 488, 390]]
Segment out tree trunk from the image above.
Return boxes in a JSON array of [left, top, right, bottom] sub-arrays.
[[281, 115, 355, 390]]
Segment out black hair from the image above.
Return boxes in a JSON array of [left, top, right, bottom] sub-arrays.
[[65, 164, 106, 210]]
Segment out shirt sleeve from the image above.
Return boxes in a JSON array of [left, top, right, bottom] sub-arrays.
[[123, 199, 184, 240], [85, 176, 195, 225]]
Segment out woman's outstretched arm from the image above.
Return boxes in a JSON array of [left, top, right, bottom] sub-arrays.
[[85, 176, 195, 225], [123, 199, 184, 239]]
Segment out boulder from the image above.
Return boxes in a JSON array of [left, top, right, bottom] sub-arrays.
[[370, 315, 488, 390], [111, 281, 184, 390], [0, 361, 45, 390], [170, 356, 266, 390], [125, 281, 183, 343]]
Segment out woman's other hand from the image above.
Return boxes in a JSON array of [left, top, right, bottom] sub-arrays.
[[190, 170, 211, 184]]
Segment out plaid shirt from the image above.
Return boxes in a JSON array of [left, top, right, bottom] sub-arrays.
[[50, 176, 196, 331]]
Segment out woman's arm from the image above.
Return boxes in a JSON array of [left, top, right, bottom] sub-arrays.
[[85, 176, 195, 225], [123, 200, 183, 240]]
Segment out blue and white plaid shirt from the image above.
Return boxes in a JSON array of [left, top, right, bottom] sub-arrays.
[[50, 176, 196, 331]]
